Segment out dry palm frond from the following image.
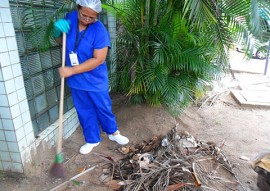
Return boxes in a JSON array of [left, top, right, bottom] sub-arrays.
[[107, 127, 244, 191]]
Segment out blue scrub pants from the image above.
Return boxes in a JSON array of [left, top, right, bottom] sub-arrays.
[[70, 88, 118, 143]]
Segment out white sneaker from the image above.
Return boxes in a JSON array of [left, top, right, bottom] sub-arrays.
[[108, 131, 129, 145], [79, 142, 100, 155]]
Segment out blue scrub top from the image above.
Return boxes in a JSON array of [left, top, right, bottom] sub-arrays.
[[65, 10, 111, 92]]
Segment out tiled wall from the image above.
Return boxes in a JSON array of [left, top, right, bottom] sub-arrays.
[[0, 0, 29, 173], [0, 0, 80, 174]]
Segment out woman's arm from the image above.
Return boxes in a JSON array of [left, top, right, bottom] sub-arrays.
[[58, 47, 109, 78]]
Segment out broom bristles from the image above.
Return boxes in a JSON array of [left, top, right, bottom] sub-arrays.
[[50, 153, 66, 178]]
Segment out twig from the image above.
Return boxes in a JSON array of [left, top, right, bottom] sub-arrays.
[[192, 162, 202, 187], [198, 94, 217, 110], [50, 165, 97, 191], [64, 154, 76, 165], [210, 91, 225, 106], [107, 164, 115, 191], [198, 91, 226, 110], [93, 152, 117, 164], [232, 173, 248, 191]]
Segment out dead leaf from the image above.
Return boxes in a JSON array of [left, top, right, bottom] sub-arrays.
[[206, 141, 216, 146], [166, 183, 186, 190], [78, 167, 85, 173], [106, 179, 122, 190], [119, 146, 130, 154], [132, 154, 139, 161], [129, 146, 136, 152], [103, 168, 110, 174], [143, 145, 152, 152], [182, 130, 190, 136]]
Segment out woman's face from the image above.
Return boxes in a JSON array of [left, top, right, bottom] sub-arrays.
[[78, 7, 98, 26]]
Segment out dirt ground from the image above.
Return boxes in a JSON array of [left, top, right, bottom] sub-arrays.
[[1, 73, 270, 191]]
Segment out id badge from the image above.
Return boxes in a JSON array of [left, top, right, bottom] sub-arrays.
[[69, 52, 79, 66]]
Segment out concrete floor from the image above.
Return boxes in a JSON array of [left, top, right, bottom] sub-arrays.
[[228, 50, 270, 107], [229, 50, 270, 76]]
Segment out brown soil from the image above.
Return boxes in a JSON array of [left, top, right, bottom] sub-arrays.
[[1, 77, 269, 191]]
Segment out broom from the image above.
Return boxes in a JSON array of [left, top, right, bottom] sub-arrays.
[[50, 33, 67, 178]]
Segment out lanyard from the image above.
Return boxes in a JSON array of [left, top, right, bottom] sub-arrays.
[[74, 21, 89, 52]]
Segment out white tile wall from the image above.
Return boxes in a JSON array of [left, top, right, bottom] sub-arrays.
[[10, 104, 20, 119], [3, 23, 15, 37], [4, 79, 16, 94], [0, 107, 11, 119], [0, 52, 11, 67], [16, 88, 27, 102], [7, 141, 19, 152], [0, 82, 5, 93], [0, 23, 4, 37], [0, 8, 12, 22], [0, 151, 10, 161], [6, 37, 17, 51], [0, 94, 8, 106], [0, 0, 10, 8], [4, 130, 16, 142], [25, 131, 34, 146], [13, 115, 23, 130], [2, 161, 12, 171], [0, 130, 5, 141], [12, 63, 22, 77], [0, 141, 8, 151], [14, 76, 24, 90], [15, 126, 25, 141], [2, 119, 13, 130], [0, 119, 2, 129], [0, 72, 3, 82], [0, 38, 8, 53], [12, 162, 23, 173], [7, 91, 18, 106], [1, 65, 13, 80], [0, 0, 9, 7], [18, 138, 27, 152], [19, 99, 28, 113], [20, 147, 32, 163], [23, 121, 33, 135], [10, 152, 22, 163], [21, 111, 31, 125], [9, 51, 19, 64]]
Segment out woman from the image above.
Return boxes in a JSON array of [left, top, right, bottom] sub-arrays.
[[53, 0, 129, 155]]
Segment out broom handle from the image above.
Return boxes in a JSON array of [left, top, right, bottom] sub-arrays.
[[57, 33, 66, 154]]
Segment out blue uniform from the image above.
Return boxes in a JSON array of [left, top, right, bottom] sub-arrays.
[[65, 10, 118, 143]]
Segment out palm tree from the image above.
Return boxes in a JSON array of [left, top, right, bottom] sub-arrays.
[[103, 0, 269, 114], [25, 0, 270, 115]]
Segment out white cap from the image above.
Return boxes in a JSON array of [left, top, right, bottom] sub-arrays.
[[76, 0, 102, 13]]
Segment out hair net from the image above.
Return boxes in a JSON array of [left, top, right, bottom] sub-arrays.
[[76, 0, 102, 13]]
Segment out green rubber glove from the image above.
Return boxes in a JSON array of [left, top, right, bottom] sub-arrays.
[[53, 19, 70, 38]]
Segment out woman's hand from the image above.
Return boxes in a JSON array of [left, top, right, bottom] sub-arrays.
[[58, 66, 74, 78]]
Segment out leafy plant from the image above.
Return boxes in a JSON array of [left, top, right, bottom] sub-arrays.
[[104, 0, 269, 114]]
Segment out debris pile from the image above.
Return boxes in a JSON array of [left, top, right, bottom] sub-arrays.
[[101, 127, 242, 191]]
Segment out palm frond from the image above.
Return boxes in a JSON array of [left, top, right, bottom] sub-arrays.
[[22, 0, 77, 51]]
